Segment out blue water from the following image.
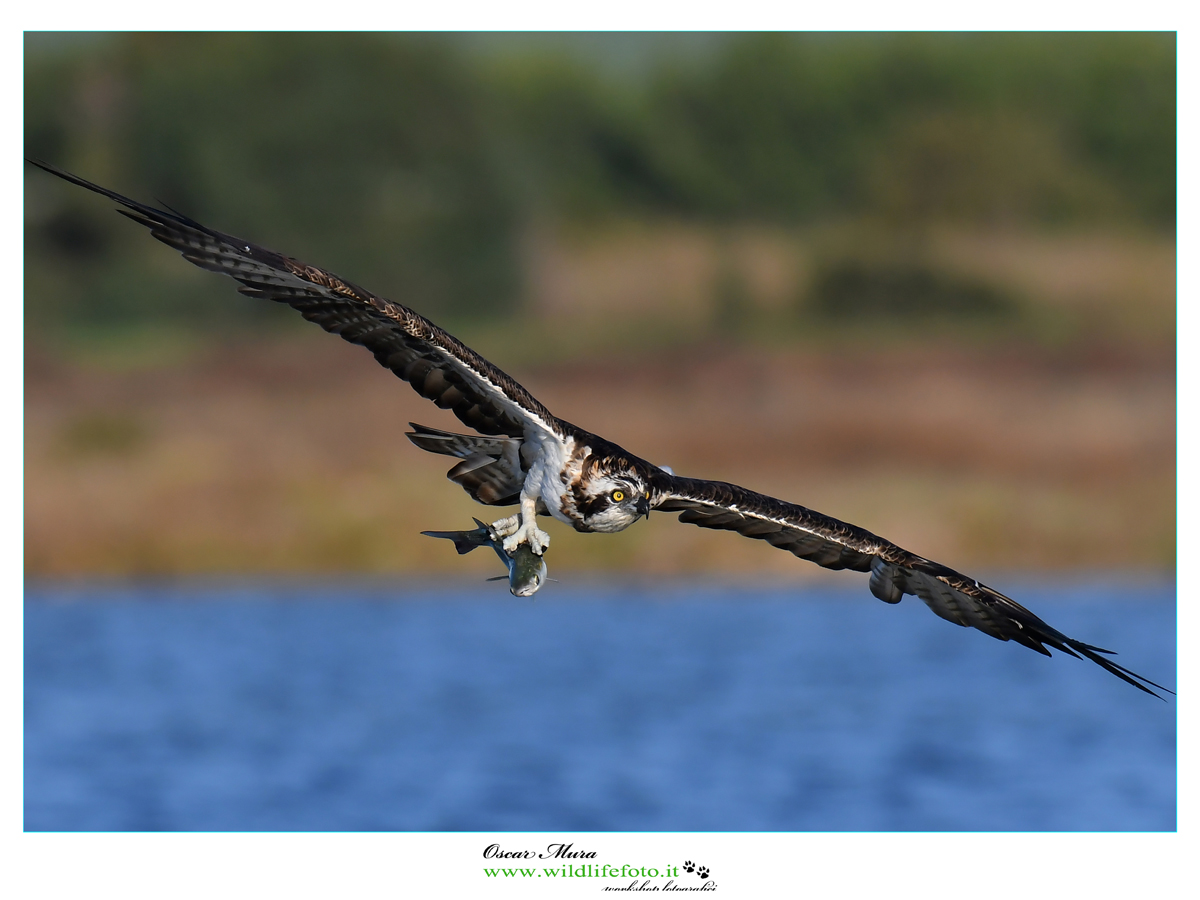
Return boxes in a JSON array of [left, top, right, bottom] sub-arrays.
[[24, 581, 1175, 832]]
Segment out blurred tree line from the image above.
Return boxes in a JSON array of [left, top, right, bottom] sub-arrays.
[[24, 32, 1175, 339]]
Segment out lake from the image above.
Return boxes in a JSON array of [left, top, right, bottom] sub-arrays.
[[24, 580, 1176, 831]]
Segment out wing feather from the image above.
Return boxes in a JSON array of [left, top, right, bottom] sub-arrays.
[[653, 473, 1172, 697], [31, 160, 561, 441]]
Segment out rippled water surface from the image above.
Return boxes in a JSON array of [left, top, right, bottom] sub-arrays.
[[24, 581, 1176, 831]]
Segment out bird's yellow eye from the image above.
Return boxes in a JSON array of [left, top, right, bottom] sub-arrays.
[[611, 490, 625, 502]]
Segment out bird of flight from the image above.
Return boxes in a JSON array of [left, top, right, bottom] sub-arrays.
[[28, 160, 1172, 699]]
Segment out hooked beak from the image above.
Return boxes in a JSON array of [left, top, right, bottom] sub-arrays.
[[636, 493, 651, 521]]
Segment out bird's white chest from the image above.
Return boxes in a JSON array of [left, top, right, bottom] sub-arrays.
[[523, 430, 577, 525]]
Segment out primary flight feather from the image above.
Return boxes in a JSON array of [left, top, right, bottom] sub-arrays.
[[27, 160, 1173, 699]]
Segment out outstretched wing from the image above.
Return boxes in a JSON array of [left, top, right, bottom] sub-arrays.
[[653, 474, 1172, 698], [28, 160, 562, 441]]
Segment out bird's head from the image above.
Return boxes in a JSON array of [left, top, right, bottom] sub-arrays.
[[576, 463, 652, 533]]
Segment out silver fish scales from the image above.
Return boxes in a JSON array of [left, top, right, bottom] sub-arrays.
[[422, 518, 547, 597]]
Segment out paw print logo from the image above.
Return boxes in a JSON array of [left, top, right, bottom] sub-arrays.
[[682, 861, 696, 874], [697, 866, 710, 880]]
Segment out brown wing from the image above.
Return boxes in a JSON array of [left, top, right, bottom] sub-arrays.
[[653, 474, 1172, 698], [28, 160, 562, 441]]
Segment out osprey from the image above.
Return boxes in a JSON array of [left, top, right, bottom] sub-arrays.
[[29, 160, 1172, 699]]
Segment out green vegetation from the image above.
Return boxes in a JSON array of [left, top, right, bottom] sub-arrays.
[[55, 411, 148, 459], [25, 32, 1175, 346]]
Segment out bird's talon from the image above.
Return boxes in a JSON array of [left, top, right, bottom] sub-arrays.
[[490, 515, 520, 540], [499, 522, 550, 556]]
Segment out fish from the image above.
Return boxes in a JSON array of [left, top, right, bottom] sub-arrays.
[[422, 518, 548, 598]]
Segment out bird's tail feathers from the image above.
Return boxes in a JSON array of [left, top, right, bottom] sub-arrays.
[[406, 423, 516, 460], [407, 423, 525, 507]]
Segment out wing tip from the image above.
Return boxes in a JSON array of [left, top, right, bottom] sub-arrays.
[[1059, 639, 1175, 699]]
